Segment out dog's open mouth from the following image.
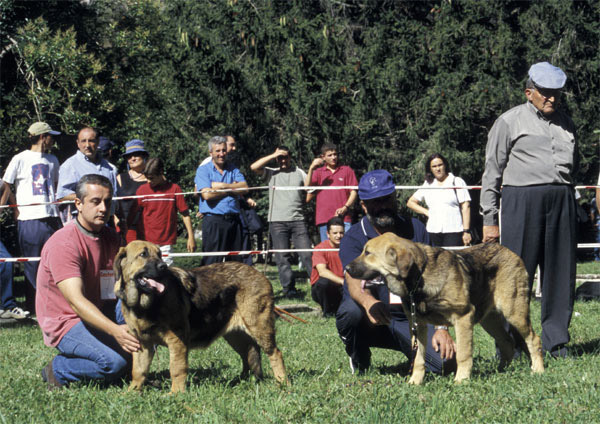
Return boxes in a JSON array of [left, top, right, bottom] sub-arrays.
[[361, 276, 385, 291], [136, 276, 166, 294]]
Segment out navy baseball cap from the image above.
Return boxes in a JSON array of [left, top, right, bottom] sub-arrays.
[[528, 62, 566, 89], [98, 136, 115, 152], [358, 170, 396, 200]]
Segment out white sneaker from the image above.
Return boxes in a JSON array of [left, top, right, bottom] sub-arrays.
[[1, 307, 30, 319]]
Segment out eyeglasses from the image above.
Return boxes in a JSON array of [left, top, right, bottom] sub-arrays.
[[533, 85, 562, 100], [126, 152, 146, 159]]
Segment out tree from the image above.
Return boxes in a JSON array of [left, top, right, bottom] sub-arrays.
[[1, 0, 598, 215]]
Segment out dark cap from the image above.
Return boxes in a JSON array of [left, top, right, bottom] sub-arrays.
[[358, 170, 396, 200], [98, 136, 115, 153]]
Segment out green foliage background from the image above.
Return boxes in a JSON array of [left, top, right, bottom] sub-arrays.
[[1, 0, 598, 209]]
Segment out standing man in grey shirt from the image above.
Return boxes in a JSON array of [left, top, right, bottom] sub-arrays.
[[481, 62, 577, 358], [251, 147, 312, 298]]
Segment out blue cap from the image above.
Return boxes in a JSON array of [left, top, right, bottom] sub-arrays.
[[98, 136, 114, 153], [528, 62, 566, 89], [358, 170, 396, 200], [123, 139, 148, 156]]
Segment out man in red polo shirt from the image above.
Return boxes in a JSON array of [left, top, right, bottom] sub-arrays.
[[306, 143, 358, 241]]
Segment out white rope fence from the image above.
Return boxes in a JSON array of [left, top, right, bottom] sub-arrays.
[[1, 184, 599, 262], [1, 184, 598, 209]]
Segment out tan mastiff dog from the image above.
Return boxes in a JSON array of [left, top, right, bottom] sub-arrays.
[[113, 240, 288, 393], [345, 233, 544, 384]]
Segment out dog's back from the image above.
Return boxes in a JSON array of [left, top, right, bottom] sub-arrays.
[[457, 243, 531, 312], [184, 262, 275, 347]]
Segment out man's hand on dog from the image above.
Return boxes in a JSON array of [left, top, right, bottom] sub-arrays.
[[432, 329, 456, 360], [366, 300, 391, 326], [113, 324, 141, 353]]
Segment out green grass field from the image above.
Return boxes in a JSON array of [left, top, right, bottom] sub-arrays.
[[1, 255, 599, 424]]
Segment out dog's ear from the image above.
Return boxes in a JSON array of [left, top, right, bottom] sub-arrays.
[[387, 246, 413, 279], [113, 247, 127, 299]]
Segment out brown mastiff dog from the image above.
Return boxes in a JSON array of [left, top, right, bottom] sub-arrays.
[[113, 240, 288, 393], [345, 233, 544, 384]]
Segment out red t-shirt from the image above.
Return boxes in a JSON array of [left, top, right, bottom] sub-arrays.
[[35, 221, 120, 347], [133, 182, 189, 246], [310, 239, 343, 285], [310, 165, 358, 226]]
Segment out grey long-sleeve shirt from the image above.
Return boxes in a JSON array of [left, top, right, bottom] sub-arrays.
[[481, 101, 577, 226]]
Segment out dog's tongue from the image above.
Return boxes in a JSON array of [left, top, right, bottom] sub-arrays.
[[142, 277, 165, 294]]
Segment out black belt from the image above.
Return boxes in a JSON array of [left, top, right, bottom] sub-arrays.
[[38, 216, 61, 223], [205, 213, 239, 220]]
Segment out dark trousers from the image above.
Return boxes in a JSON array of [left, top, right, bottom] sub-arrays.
[[18, 217, 62, 289], [335, 291, 451, 373], [269, 221, 312, 293], [201, 214, 243, 266], [501, 185, 576, 353], [0, 241, 16, 310], [429, 232, 463, 247], [311, 277, 343, 316], [238, 206, 254, 266], [18, 217, 62, 311]]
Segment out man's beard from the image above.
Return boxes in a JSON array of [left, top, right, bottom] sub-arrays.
[[367, 209, 397, 230], [226, 151, 238, 162]]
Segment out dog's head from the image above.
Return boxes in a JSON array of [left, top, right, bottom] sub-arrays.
[[345, 233, 423, 296], [114, 241, 169, 309]]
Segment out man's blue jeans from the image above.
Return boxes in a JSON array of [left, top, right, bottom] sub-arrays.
[[51, 300, 130, 386]]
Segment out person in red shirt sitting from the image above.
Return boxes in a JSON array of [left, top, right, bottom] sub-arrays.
[[128, 158, 195, 265], [310, 216, 345, 317]]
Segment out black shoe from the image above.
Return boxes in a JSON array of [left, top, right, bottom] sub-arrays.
[[283, 289, 302, 299], [41, 361, 64, 391], [545, 345, 568, 359]]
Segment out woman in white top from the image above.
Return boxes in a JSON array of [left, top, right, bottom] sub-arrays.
[[407, 153, 472, 247]]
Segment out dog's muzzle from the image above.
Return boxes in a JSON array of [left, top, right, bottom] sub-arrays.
[[134, 261, 168, 295]]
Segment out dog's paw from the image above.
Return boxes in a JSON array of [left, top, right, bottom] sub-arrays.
[[531, 362, 545, 374], [128, 382, 144, 392], [453, 374, 470, 384], [408, 375, 424, 385]]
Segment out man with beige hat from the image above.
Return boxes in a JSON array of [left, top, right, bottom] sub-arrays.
[[2, 122, 63, 314]]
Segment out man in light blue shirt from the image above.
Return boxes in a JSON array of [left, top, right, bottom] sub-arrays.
[[195, 136, 248, 265], [57, 127, 117, 219]]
